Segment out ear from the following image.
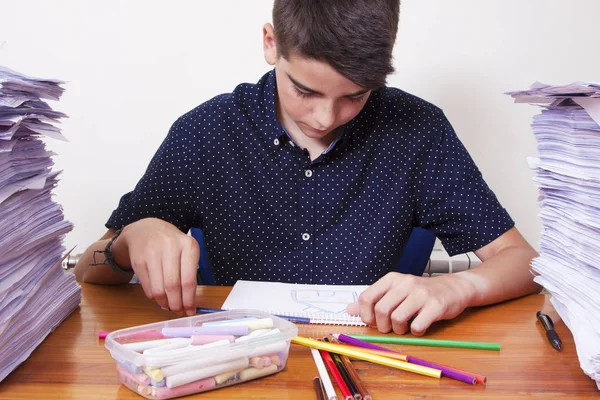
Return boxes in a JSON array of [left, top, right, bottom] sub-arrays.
[[263, 23, 278, 65]]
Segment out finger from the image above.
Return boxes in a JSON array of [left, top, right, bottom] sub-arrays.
[[181, 236, 200, 316], [163, 247, 183, 315], [346, 302, 359, 316], [146, 253, 169, 310], [358, 274, 394, 327], [130, 258, 152, 299], [373, 288, 410, 333], [390, 293, 424, 335], [409, 300, 445, 336]]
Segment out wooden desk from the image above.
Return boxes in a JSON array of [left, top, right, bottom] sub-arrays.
[[1, 284, 598, 399]]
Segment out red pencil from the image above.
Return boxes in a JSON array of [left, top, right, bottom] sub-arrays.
[[320, 349, 353, 400]]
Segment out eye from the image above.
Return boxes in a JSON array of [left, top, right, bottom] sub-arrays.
[[293, 86, 313, 99], [347, 94, 366, 103]]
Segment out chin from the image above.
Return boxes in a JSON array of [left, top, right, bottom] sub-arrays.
[[300, 125, 332, 137], [303, 130, 330, 139]]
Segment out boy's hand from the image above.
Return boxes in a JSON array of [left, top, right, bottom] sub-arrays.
[[115, 218, 200, 316], [346, 272, 474, 336]]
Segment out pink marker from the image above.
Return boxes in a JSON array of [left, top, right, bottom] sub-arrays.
[[98, 331, 110, 339]]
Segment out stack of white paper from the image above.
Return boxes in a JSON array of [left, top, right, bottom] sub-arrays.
[[0, 66, 81, 382], [507, 82, 600, 389]]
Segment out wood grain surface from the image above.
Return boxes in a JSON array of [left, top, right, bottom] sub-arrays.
[[0, 283, 598, 399]]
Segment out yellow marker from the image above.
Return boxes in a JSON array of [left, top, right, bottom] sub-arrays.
[[291, 336, 441, 379]]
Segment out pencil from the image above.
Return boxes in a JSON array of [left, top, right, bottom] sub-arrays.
[[313, 377, 326, 400], [336, 344, 408, 361], [310, 347, 338, 400], [347, 334, 501, 351], [333, 333, 482, 384], [406, 356, 477, 385], [320, 349, 354, 400], [292, 336, 441, 379], [194, 307, 311, 324], [324, 339, 361, 400], [331, 334, 407, 360], [341, 356, 372, 400], [333, 333, 393, 353], [436, 362, 487, 384]]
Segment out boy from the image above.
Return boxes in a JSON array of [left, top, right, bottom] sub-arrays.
[[74, 0, 539, 336]]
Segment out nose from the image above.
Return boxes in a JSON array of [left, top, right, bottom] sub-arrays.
[[313, 101, 336, 131]]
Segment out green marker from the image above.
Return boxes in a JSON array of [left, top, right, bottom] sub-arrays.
[[347, 334, 501, 351]]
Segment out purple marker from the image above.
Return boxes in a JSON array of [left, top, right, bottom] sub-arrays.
[[162, 325, 248, 337]]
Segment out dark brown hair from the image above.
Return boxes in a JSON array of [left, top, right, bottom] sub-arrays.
[[272, 0, 400, 89]]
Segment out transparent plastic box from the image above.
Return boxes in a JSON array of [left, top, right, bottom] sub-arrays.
[[105, 309, 299, 399]]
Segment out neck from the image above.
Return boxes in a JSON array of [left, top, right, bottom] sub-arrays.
[[290, 126, 339, 160]]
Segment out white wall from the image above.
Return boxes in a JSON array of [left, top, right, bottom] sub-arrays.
[[1, 0, 598, 252]]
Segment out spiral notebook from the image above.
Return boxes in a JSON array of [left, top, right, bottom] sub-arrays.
[[221, 280, 369, 326]]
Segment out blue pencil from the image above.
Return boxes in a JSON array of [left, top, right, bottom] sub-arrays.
[[195, 307, 311, 324]]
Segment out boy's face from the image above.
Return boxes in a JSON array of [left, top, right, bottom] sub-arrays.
[[263, 24, 371, 144]]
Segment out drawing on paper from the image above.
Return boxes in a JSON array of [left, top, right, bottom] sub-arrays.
[[291, 290, 359, 314]]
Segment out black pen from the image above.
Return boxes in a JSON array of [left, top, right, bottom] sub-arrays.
[[536, 311, 562, 351]]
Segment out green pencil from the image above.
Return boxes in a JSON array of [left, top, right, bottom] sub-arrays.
[[347, 334, 501, 351]]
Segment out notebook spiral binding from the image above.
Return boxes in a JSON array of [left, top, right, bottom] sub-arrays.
[[262, 310, 367, 326]]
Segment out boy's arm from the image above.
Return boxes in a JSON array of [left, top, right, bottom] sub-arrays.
[[349, 226, 540, 335], [73, 228, 133, 285], [460, 226, 541, 307], [73, 218, 200, 316]]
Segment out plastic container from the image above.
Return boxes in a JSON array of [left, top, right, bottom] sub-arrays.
[[105, 309, 298, 399]]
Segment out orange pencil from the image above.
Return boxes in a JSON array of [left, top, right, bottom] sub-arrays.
[[436, 362, 487, 384]]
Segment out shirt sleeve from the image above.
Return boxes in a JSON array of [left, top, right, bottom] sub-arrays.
[[414, 110, 514, 256], [106, 116, 200, 233]]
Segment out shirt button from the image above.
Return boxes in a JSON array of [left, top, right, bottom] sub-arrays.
[[305, 169, 313, 178], [274, 138, 280, 146], [302, 233, 311, 241]]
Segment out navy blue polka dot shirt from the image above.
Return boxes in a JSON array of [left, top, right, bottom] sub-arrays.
[[107, 70, 514, 285]]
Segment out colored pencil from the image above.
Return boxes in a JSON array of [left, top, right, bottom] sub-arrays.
[[347, 334, 501, 351], [329, 334, 407, 361], [324, 338, 361, 400], [194, 307, 311, 324], [436, 362, 487, 384], [334, 333, 484, 384], [291, 336, 441, 379], [333, 333, 393, 353], [310, 348, 338, 400], [320, 349, 354, 400], [340, 356, 372, 400], [313, 377, 326, 400], [406, 356, 476, 385], [335, 344, 408, 361]]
